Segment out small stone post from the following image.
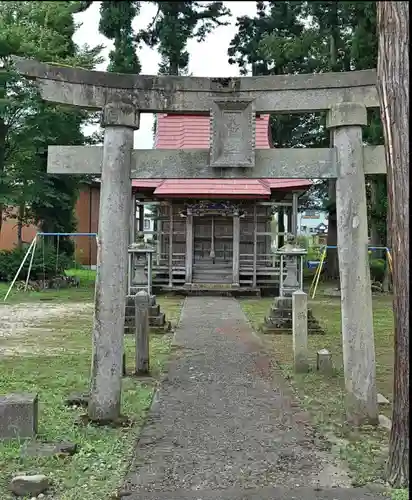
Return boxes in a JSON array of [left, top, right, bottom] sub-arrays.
[[135, 291, 150, 375], [292, 290, 309, 373], [88, 103, 139, 422], [317, 349, 333, 374], [326, 102, 378, 425]]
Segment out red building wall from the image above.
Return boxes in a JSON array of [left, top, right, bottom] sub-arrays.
[[0, 184, 100, 267], [0, 216, 38, 250], [74, 184, 100, 266]]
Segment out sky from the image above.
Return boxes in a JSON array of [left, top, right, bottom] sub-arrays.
[[73, 1, 258, 149]]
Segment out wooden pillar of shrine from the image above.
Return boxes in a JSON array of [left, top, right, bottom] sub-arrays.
[[286, 209, 293, 235], [292, 192, 299, 235], [232, 210, 240, 286], [252, 203, 258, 288], [168, 203, 173, 287], [138, 204, 144, 232], [185, 209, 193, 285]]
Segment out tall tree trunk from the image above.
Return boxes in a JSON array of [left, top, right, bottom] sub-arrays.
[[382, 209, 392, 292], [377, 1, 409, 488], [369, 176, 382, 245], [0, 118, 6, 238], [17, 203, 25, 249], [325, 180, 339, 280], [324, 3, 340, 282]]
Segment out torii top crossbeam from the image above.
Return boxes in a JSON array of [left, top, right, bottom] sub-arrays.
[[12, 57, 383, 178], [13, 57, 378, 114]]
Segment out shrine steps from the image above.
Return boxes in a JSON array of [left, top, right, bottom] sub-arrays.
[[160, 284, 261, 297]]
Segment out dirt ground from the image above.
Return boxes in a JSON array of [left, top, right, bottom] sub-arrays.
[[0, 302, 93, 355]]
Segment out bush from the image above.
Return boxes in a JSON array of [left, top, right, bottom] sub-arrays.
[[296, 235, 310, 250], [369, 258, 386, 283], [0, 245, 72, 282], [307, 245, 323, 262]]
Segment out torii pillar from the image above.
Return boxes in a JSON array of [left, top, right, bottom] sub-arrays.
[[89, 103, 139, 421], [327, 102, 378, 425]]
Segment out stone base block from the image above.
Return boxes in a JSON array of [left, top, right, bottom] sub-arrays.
[[150, 313, 165, 327], [124, 294, 169, 334], [0, 393, 38, 439], [262, 326, 324, 335], [149, 304, 160, 317], [261, 297, 324, 335], [150, 321, 172, 334]]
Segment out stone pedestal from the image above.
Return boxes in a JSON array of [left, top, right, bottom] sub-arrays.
[[262, 296, 324, 334], [133, 254, 147, 284], [128, 240, 154, 296], [0, 393, 38, 439], [124, 294, 171, 334]]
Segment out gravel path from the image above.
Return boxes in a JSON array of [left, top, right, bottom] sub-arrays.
[[122, 297, 389, 500]]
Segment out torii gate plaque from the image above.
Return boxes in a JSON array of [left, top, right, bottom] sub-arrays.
[[13, 57, 385, 425]]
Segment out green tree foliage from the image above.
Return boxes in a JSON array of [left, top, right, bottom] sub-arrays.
[[228, 1, 329, 214], [228, 1, 386, 267], [99, 1, 141, 74], [139, 2, 231, 76], [0, 1, 103, 248]]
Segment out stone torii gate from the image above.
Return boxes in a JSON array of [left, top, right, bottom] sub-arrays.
[[13, 58, 386, 425]]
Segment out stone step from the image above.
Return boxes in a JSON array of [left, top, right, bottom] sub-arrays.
[[126, 294, 157, 308], [193, 264, 232, 270], [262, 325, 325, 335], [192, 277, 232, 283], [121, 486, 389, 500], [149, 304, 160, 316], [125, 305, 160, 317], [162, 286, 260, 297], [150, 313, 165, 327], [125, 313, 165, 328]]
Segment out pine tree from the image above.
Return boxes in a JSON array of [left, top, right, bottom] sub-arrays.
[[99, 1, 141, 74], [228, 1, 329, 221], [140, 1, 231, 76]]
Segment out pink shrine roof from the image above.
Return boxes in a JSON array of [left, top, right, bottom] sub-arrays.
[[132, 114, 312, 198]]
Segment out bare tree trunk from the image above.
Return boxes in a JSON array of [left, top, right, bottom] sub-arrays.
[[325, 181, 340, 281], [382, 209, 392, 293], [16, 203, 25, 249], [377, 1, 409, 488], [324, 8, 341, 283], [369, 177, 382, 246], [0, 118, 6, 238]]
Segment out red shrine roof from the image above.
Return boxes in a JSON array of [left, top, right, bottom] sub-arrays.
[[132, 114, 311, 198]]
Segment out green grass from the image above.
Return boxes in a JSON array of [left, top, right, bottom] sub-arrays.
[[392, 490, 409, 500], [241, 284, 394, 487], [0, 268, 96, 304], [0, 272, 183, 499]]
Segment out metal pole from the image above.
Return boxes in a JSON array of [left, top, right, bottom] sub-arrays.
[[4, 235, 37, 301], [25, 234, 38, 291]]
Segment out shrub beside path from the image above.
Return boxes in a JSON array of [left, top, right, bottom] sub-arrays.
[[122, 297, 389, 500]]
